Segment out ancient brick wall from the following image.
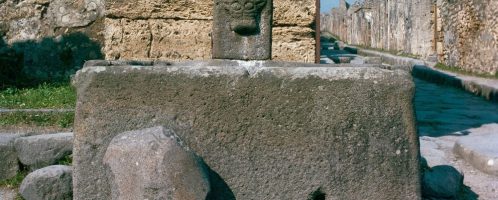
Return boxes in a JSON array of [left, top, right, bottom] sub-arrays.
[[321, 0, 498, 75]]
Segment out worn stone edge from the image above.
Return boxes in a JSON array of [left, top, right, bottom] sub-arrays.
[[77, 59, 407, 81], [453, 140, 498, 176]]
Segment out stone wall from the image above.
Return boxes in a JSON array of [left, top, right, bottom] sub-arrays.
[[104, 0, 316, 63], [0, 0, 317, 86], [321, 0, 498, 75], [0, 0, 105, 86], [439, 0, 498, 74]]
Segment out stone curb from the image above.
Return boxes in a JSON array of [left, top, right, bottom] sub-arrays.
[[346, 45, 498, 103], [453, 124, 498, 176]]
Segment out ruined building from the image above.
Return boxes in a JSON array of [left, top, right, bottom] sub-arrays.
[[321, 0, 498, 75]]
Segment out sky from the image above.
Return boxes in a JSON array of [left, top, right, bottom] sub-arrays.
[[321, 0, 356, 13]]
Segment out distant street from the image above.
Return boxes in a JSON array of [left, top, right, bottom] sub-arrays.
[[320, 37, 498, 199]]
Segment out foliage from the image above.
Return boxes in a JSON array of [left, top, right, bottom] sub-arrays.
[[0, 170, 28, 189], [0, 82, 76, 109], [0, 112, 74, 128], [57, 154, 73, 166]]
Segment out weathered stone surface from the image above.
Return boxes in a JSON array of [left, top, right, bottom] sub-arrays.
[[0, 187, 16, 200], [273, 0, 315, 26], [1, 0, 105, 43], [106, 0, 213, 20], [422, 165, 464, 199], [0, 0, 105, 84], [104, 18, 212, 61], [73, 60, 420, 200], [103, 126, 210, 200], [0, 134, 19, 181], [454, 124, 498, 176], [364, 57, 382, 64], [46, 0, 104, 28], [272, 27, 315, 62], [19, 165, 73, 200], [439, 0, 498, 75], [15, 133, 73, 170], [212, 0, 272, 60]]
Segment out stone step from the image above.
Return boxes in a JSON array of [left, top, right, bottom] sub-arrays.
[[454, 123, 498, 176]]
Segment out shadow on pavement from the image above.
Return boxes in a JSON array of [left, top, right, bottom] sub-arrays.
[[414, 78, 498, 137]]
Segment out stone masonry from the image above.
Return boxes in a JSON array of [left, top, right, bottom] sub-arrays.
[[0, 0, 316, 79], [72, 60, 420, 199], [104, 0, 316, 62], [321, 0, 498, 75]]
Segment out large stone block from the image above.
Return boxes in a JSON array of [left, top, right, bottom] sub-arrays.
[[20, 165, 73, 200], [105, 0, 213, 20], [273, 0, 315, 26], [15, 133, 73, 170], [73, 60, 420, 199], [103, 126, 211, 200], [272, 27, 315, 62], [104, 18, 212, 61]]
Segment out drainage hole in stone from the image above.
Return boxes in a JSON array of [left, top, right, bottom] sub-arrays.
[[308, 188, 326, 200]]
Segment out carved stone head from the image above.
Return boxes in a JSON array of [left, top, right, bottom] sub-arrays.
[[212, 0, 272, 60], [218, 0, 267, 35]]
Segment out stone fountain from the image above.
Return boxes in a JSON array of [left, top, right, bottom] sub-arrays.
[[72, 0, 421, 199]]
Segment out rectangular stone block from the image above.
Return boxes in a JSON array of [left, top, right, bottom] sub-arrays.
[[272, 27, 315, 62], [105, 0, 213, 20], [274, 0, 315, 26], [104, 19, 212, 61], [73, 60, 420, 200]]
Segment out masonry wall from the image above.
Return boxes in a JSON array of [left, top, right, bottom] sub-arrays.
[[439, 0, 498, 74], [0, 0, 316, 72], [321, 0, 498, 75]]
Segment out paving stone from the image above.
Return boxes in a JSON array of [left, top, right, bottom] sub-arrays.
[[19, 165, 72, 200], [0, 134, 19, 181], [15, 133, 73, 170], [454, 124, 498, 176], [420, 136, 450, 167]]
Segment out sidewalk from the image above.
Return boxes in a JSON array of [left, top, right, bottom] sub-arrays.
[[351, 46, 498, 103]]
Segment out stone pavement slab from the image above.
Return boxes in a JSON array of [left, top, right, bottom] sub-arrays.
[[454, 124, 498, 176]]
